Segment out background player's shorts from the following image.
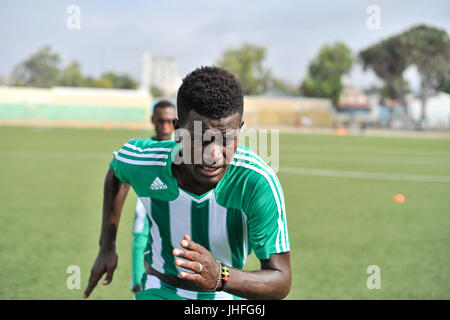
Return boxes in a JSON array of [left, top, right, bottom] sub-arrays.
[[134, 274, 245, 300]]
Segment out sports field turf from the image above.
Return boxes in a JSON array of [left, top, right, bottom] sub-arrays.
[[0, 126, 449, 299]]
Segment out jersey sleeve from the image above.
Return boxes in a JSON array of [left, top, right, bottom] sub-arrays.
[[109, 152, 131, 185], [246, 172, 290, 260], [109, 139, 141, 184], [109, 138, 171, 186], [109, 138, 179, 201]]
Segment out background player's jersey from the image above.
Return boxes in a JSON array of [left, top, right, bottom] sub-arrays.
[[131, 198, 150, 289], [133, 198, 149, 235], [110, 138, 290, 277]]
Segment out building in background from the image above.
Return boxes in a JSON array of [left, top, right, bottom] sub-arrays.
[[139, 52, 182, 98], [337, 87, 371, 115], [409, 92, 450, 129], [335, 87, 372, 128]]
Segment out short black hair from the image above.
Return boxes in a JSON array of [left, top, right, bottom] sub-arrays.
[[153, 100, 175, 112], [176, 66, 243, 125]]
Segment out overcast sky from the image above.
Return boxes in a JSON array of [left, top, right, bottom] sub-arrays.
[[1, 0, 449, 91]]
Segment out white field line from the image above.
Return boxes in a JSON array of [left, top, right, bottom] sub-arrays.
[[3, 150, 450, 183], [279, 166, 450, 183], [275, 147, 450, 158], [0, 150, 111, 159], [279, 154, 450, 165]]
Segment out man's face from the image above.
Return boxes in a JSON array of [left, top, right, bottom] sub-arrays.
[[175, 110, 243, 188], [152, 106, 177, 141]]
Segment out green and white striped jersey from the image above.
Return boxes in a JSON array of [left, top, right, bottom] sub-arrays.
[[110, 138, 290, 277]]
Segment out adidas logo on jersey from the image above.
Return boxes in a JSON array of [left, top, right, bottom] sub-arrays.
[[150, 177, 168, 190]]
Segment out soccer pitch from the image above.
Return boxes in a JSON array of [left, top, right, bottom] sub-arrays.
[[0, 126, 449, 300]]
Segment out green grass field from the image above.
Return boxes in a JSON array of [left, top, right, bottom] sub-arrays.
[[0, 126, 449, 299]]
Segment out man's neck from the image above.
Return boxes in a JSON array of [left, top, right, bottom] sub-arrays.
[[154, 134, 171, 142]]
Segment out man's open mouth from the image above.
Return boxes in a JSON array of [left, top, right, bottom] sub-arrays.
[[197, 165, 223, 177]]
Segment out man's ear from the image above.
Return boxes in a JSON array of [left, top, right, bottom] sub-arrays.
[[173, 119, 180, 130]]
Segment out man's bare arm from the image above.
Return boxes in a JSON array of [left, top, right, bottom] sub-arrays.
[[83, 168, 130, 298], [224, 252, 291, 300], [99, 168, 130, 250]]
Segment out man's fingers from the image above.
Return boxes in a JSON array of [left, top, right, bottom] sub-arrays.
[[175, 258, 203, 274], [179, 271, 203, 282], [102, 265, 116, 285], [173, 247, 202, 262], [83, 251, 118, 298], [83, 271, 103, 298], [180, 236, 205, 253], [102, 255, 118, 285]]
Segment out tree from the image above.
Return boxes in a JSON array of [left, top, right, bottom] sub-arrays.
[[359, 35, 410, 124], [359, 24, 450, 127], [85, 76, 113, 88], [439, 70, 450, 94], [10, 45, 60, 88], [402, 25, 450, 123], [101, 71, 137, 89], [59, 60, 85, 87], [216, 44, 270, 95], [300, 42, 352, 105], [379, 77, 410, 106], [267, 77, 300, 96], [151, 86, 163, 98], [84, 72, 137, 89]]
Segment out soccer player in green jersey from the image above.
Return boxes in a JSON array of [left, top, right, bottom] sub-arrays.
[[84, 66, 291, 300], [131, 100, 176, 294]]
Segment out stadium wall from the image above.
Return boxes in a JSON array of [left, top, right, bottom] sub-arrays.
[[0, 86, 334, 129], [243, 96, 334, 127], [0, 86, 152, 129]]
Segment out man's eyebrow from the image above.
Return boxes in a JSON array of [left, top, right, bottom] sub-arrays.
[[224, 130, 238, 137], [203, 128, 237, 135]]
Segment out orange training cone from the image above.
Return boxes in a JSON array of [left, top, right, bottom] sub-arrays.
[[393, 193, 406, 203]]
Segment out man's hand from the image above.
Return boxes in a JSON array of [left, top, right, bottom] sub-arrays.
[[132, 284, 142, 293], [173, 234, 291, 299], [172, 234, 220, 291], [83, 249, 118, 298]]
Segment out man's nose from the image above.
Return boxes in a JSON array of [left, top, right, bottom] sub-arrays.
[[163, 121, 173, 131], [204, 142, 223, 164]]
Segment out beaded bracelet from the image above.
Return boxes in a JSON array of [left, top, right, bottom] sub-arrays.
[[210, 260, 223, 291], [218, 264, 230, 291]]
